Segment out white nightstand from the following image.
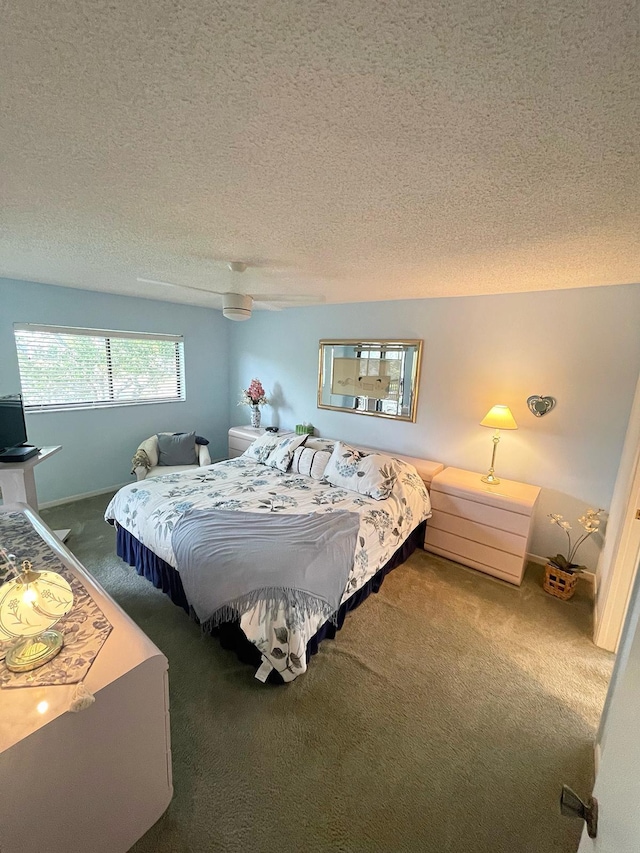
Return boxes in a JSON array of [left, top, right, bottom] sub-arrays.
[[228, 426, 266, 458], [424, 467, 541, 585]]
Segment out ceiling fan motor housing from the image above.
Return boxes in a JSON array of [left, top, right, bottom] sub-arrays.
[[222, 292, 253, 321]]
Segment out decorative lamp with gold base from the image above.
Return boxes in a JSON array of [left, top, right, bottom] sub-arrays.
[[0, 557, 74, 672], [479, 405, 518, 485]]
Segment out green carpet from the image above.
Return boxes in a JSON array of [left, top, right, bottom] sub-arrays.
[[41, 494, 613, 853]]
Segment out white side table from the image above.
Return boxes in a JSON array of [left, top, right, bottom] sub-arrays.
[[0, 446, 70, 541], [228, 426, 267, 458], [424, 467, 541, 585], [0, 445, 61, 508]]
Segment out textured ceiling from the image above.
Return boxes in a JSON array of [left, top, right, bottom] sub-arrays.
[[1, 0, 638, 310]]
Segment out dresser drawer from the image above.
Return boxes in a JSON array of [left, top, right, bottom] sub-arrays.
[[430, 489, 532, 537], [428, 509, 527, 557], [424, 528, 524, 581]]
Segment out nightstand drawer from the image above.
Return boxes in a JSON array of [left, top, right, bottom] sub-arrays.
[[229, 438, 251, 457], [424, 528, 523, 580], [430, 490, 532, 537], [228, 427, 265, 458], [428, 509, 527, 557]]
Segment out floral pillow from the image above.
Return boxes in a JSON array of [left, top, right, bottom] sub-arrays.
[[324, 441, 399, 500], [242, 431, 284, 464], [304, 437, 336, 453], [266, 433, 309, 472]]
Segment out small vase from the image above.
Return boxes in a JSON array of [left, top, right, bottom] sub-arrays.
[[250, 406, 261, 428]]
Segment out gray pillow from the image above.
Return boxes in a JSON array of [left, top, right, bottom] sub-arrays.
[[157, 432, 198, 466]]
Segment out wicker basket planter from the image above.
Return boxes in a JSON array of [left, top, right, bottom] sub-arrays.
[[543, 563, 579, 600]]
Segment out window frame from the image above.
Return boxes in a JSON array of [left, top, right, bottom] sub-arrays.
[[13, 323, 186, 413]]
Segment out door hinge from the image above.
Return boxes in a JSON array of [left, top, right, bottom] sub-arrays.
[[635, 508, 640, 520], [560, 785, 598, 838]]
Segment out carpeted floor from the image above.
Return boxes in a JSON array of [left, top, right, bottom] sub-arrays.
[[41, 493, 613, 853]]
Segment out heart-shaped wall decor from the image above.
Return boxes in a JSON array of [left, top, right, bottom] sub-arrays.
[[527, 395, 556, 417]]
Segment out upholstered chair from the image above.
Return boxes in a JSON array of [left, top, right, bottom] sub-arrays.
[[131, 432, 211, 480]]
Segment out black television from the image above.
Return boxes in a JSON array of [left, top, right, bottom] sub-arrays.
[[0, 394, 37, 462]]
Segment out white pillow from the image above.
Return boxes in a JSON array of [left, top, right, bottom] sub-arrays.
[[324, 441, 399, 500], [304, 437, 336, 453], [242, 431, 283, 464], [266, 433, 309, 472], [291, 446, 333, 480]]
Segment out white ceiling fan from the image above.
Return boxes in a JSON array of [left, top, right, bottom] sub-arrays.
[[137, 261, 325, 321]]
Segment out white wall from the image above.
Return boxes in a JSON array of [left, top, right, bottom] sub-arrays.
[[0, 278, 228, 504], [228, 284, 640, 568]]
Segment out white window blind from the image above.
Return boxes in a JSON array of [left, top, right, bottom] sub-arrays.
[[14, 324, 185, 411]]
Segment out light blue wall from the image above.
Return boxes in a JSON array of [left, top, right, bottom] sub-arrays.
[[2, 276, 639, 569], [228, 284, 640, 566], [0, 278, 227, 504]]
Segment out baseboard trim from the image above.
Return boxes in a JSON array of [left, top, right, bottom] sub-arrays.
[[527, 552, 596, 585], [38, 483, 129, 509]]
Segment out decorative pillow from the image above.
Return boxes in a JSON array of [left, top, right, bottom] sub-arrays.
[[174, 432, 210, 446], [156, 432, 198, 466], [266, 433, 309, 472], [323, 441, 399, 500], [242, 431, 283, 464], [292, 446, 333, 480], [304, 437, 336, 453]]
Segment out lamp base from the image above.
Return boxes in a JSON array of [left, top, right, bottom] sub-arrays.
[[481, 473, 501, 485], [5, 630, 64, 672]]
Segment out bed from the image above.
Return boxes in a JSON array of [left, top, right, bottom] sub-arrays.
[[105, 435, 443, 682]]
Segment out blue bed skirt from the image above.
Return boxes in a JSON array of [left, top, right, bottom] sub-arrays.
[[116, 519, 427, 684]]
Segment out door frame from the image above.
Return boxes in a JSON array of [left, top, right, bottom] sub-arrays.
[[594, 370, 640, 652]]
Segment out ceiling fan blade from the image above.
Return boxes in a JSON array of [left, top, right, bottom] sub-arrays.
[[252, 301, 283, 311], [137, 277, 224, 296], [250, 294, 326, 304]]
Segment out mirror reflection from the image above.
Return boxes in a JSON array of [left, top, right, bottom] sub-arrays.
[[318, 339, 423, 422]]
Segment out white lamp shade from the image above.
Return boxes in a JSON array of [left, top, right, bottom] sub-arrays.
[[0, 570, 73, 641], [480, 405, 518, 430]]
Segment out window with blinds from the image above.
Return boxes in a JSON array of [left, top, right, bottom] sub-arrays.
[[14, 324, 185, 411]]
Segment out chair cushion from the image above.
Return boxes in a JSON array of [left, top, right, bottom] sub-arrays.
[[147, 464, 199, 478], [157, 432, 198, 466]]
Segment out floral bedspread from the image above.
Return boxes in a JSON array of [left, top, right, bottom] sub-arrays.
[[105, 455, 431, 681]]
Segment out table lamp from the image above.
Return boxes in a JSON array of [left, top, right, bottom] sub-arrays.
[[0, 557, 74, 672], [479, 405, 518, 485]]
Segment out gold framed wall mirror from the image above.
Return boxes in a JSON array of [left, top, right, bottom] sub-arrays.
[[317, 339, 423, 422]]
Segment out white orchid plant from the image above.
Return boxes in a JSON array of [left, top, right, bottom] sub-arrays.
[[547, 508, 605, 574]]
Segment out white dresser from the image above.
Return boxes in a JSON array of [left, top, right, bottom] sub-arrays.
[[0, 505, 172, 853], [228, 425, 267, 457], [424, 467, 541, 585]]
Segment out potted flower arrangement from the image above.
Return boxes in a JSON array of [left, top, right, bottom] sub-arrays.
[[238, 378, 268, 428], [544, 508, 604, 600]]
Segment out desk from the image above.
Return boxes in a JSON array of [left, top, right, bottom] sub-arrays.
[[0, 505, 173, 853], [0, 446, 70, 540], [0, 445, 61, 508]]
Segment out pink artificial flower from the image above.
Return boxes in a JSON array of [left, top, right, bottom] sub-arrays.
[[247, 379, 265, 401]]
